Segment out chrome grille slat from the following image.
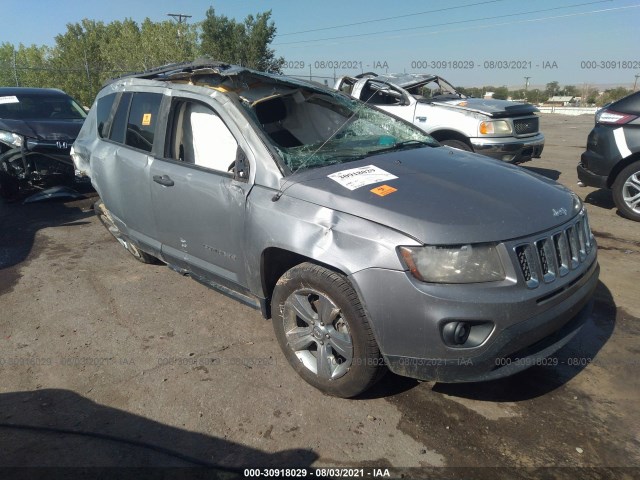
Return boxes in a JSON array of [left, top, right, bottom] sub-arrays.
[[513, 117, 539, 135], [513, 212, 593, 288], [553, 232, 570, 277]]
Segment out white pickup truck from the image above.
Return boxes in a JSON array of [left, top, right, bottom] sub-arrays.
[[335, 73, 544, 163]]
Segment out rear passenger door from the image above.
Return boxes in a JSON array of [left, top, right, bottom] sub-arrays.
[[149, 96, 251, 288], [93, 90, 164, 256]]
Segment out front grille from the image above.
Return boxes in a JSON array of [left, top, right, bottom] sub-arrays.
[[514, 211, 593, 289], [513, 117, 539, 135]]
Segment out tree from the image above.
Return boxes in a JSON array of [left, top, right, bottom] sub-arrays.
[[526, 89, 543, 104], [598, 87, 631, 106], [585, 87, 599, 105], [456, 86, 483, 98], [50, 19, 110, 106], [200, 8, 283, 72], [545, 81, 559, 98], [562, 85, 578, 97], [492, 86, 509, 100], [0, 43, 18, 86]]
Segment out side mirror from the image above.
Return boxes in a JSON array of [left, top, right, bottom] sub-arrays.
[[234, 146, 250, 181]]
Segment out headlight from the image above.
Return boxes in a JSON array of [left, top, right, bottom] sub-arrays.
[[399, 244, 505, 283], [571, 192, 583, 214], [479, 120, 512, 135], [0, 130, 23, 148]]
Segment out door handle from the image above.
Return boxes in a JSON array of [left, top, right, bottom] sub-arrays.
[[153, 175, 174, 187]]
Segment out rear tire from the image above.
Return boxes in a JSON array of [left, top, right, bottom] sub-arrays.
[[94, 201, 160, 264], [612, 161, 640, 222], [440, 139, 472, 152], [272, 263, 385, 398]]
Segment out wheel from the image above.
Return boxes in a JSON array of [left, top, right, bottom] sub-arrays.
[[94, 200, 159, 264], [612, 160, 640, 222], [272, 262, 385, 398], [440, 139, 472, 152]]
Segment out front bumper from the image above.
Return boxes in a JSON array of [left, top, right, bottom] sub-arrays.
[[471, 133, 545, 163], [350, 250, 599, 383]]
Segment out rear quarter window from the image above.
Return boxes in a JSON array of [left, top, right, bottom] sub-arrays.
[[96, 93, 117, 138], [109, 92, 132, 144]]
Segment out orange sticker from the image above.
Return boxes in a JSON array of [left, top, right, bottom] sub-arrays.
[[370, 184, 397, 197], [142, 113, 152, 126]]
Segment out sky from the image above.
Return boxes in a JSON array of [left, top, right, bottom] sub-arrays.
[[3, 0, 640, 89]]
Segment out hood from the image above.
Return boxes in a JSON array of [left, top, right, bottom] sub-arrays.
[[283, 147, 577, 245], [0, 118, 84, 141], [430, 98, 539, 118]]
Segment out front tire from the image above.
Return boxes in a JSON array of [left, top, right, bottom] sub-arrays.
[[272, 263, 384, 398], [440, 139, 472, 152], [612, 160, 640, 222]]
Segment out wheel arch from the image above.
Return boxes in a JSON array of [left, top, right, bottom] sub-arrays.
[[428, 129, 473, 149], [607, 152, 640, 188], [260, 247, 349, 318]]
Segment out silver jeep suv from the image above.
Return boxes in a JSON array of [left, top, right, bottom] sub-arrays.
[[72, 61, 599, 397]]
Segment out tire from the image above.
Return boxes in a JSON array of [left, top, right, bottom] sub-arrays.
[[612, 161, 640, 222], [440, 139, 472, 152], [272, 262, 385, 398], [94, 200, 159, 264]]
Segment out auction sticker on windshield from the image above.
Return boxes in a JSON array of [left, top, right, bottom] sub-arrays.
[[328, 165, 397, 190], [0, 96, 19, 104]]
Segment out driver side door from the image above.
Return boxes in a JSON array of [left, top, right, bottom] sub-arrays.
[[150, 96, 252, 288]]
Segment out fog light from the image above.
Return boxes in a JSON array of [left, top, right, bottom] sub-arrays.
[[443, 321, 470, 345], [441, 320, 494, 348]]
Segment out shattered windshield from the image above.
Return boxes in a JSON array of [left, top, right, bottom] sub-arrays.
[[248, 90, 436, 173]]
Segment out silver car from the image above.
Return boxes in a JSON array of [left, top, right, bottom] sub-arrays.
[[72, 61, 599, 398]]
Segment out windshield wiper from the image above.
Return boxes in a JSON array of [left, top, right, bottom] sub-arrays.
[[367, 139, 434, 155]]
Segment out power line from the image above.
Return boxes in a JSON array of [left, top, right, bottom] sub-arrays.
[[274, 0, 612, 46], [373, 3, 640, 45], [277, 0, 507, 36]]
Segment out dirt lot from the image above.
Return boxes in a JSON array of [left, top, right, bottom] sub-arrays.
[[0, 114, 638, 479]]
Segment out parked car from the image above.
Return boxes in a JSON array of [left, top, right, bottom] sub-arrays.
[[73, 60, 598, 398], [578, 90, 640, 221], [0, 87, 87, 199], [335, 73, 544, 163]]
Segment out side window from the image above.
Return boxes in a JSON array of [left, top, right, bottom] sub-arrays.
[[125, 92, 163, 153], [361, 81, 404, 106], [167, 101, 238, 173], [96, 93, 117, 138], [109, 92, 132, 144]]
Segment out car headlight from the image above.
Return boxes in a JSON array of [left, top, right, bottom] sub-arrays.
[[571, 192, 583, 214], [399, 244, 505, 283], [0, 130, 24, 148], [479, 120, 512, 135]]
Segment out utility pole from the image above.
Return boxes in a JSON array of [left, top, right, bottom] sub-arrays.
[[634, 74, 640, 91], [167, 13, 192, 37], [167, 13, 191, 59], [12, 49, 19, 87], [524, 76, 531, 101]]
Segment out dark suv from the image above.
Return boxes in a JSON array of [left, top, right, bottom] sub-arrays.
[[578, 90, 640, 221], [73, 61, 599, 397], [0, 87, 87, 199]]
